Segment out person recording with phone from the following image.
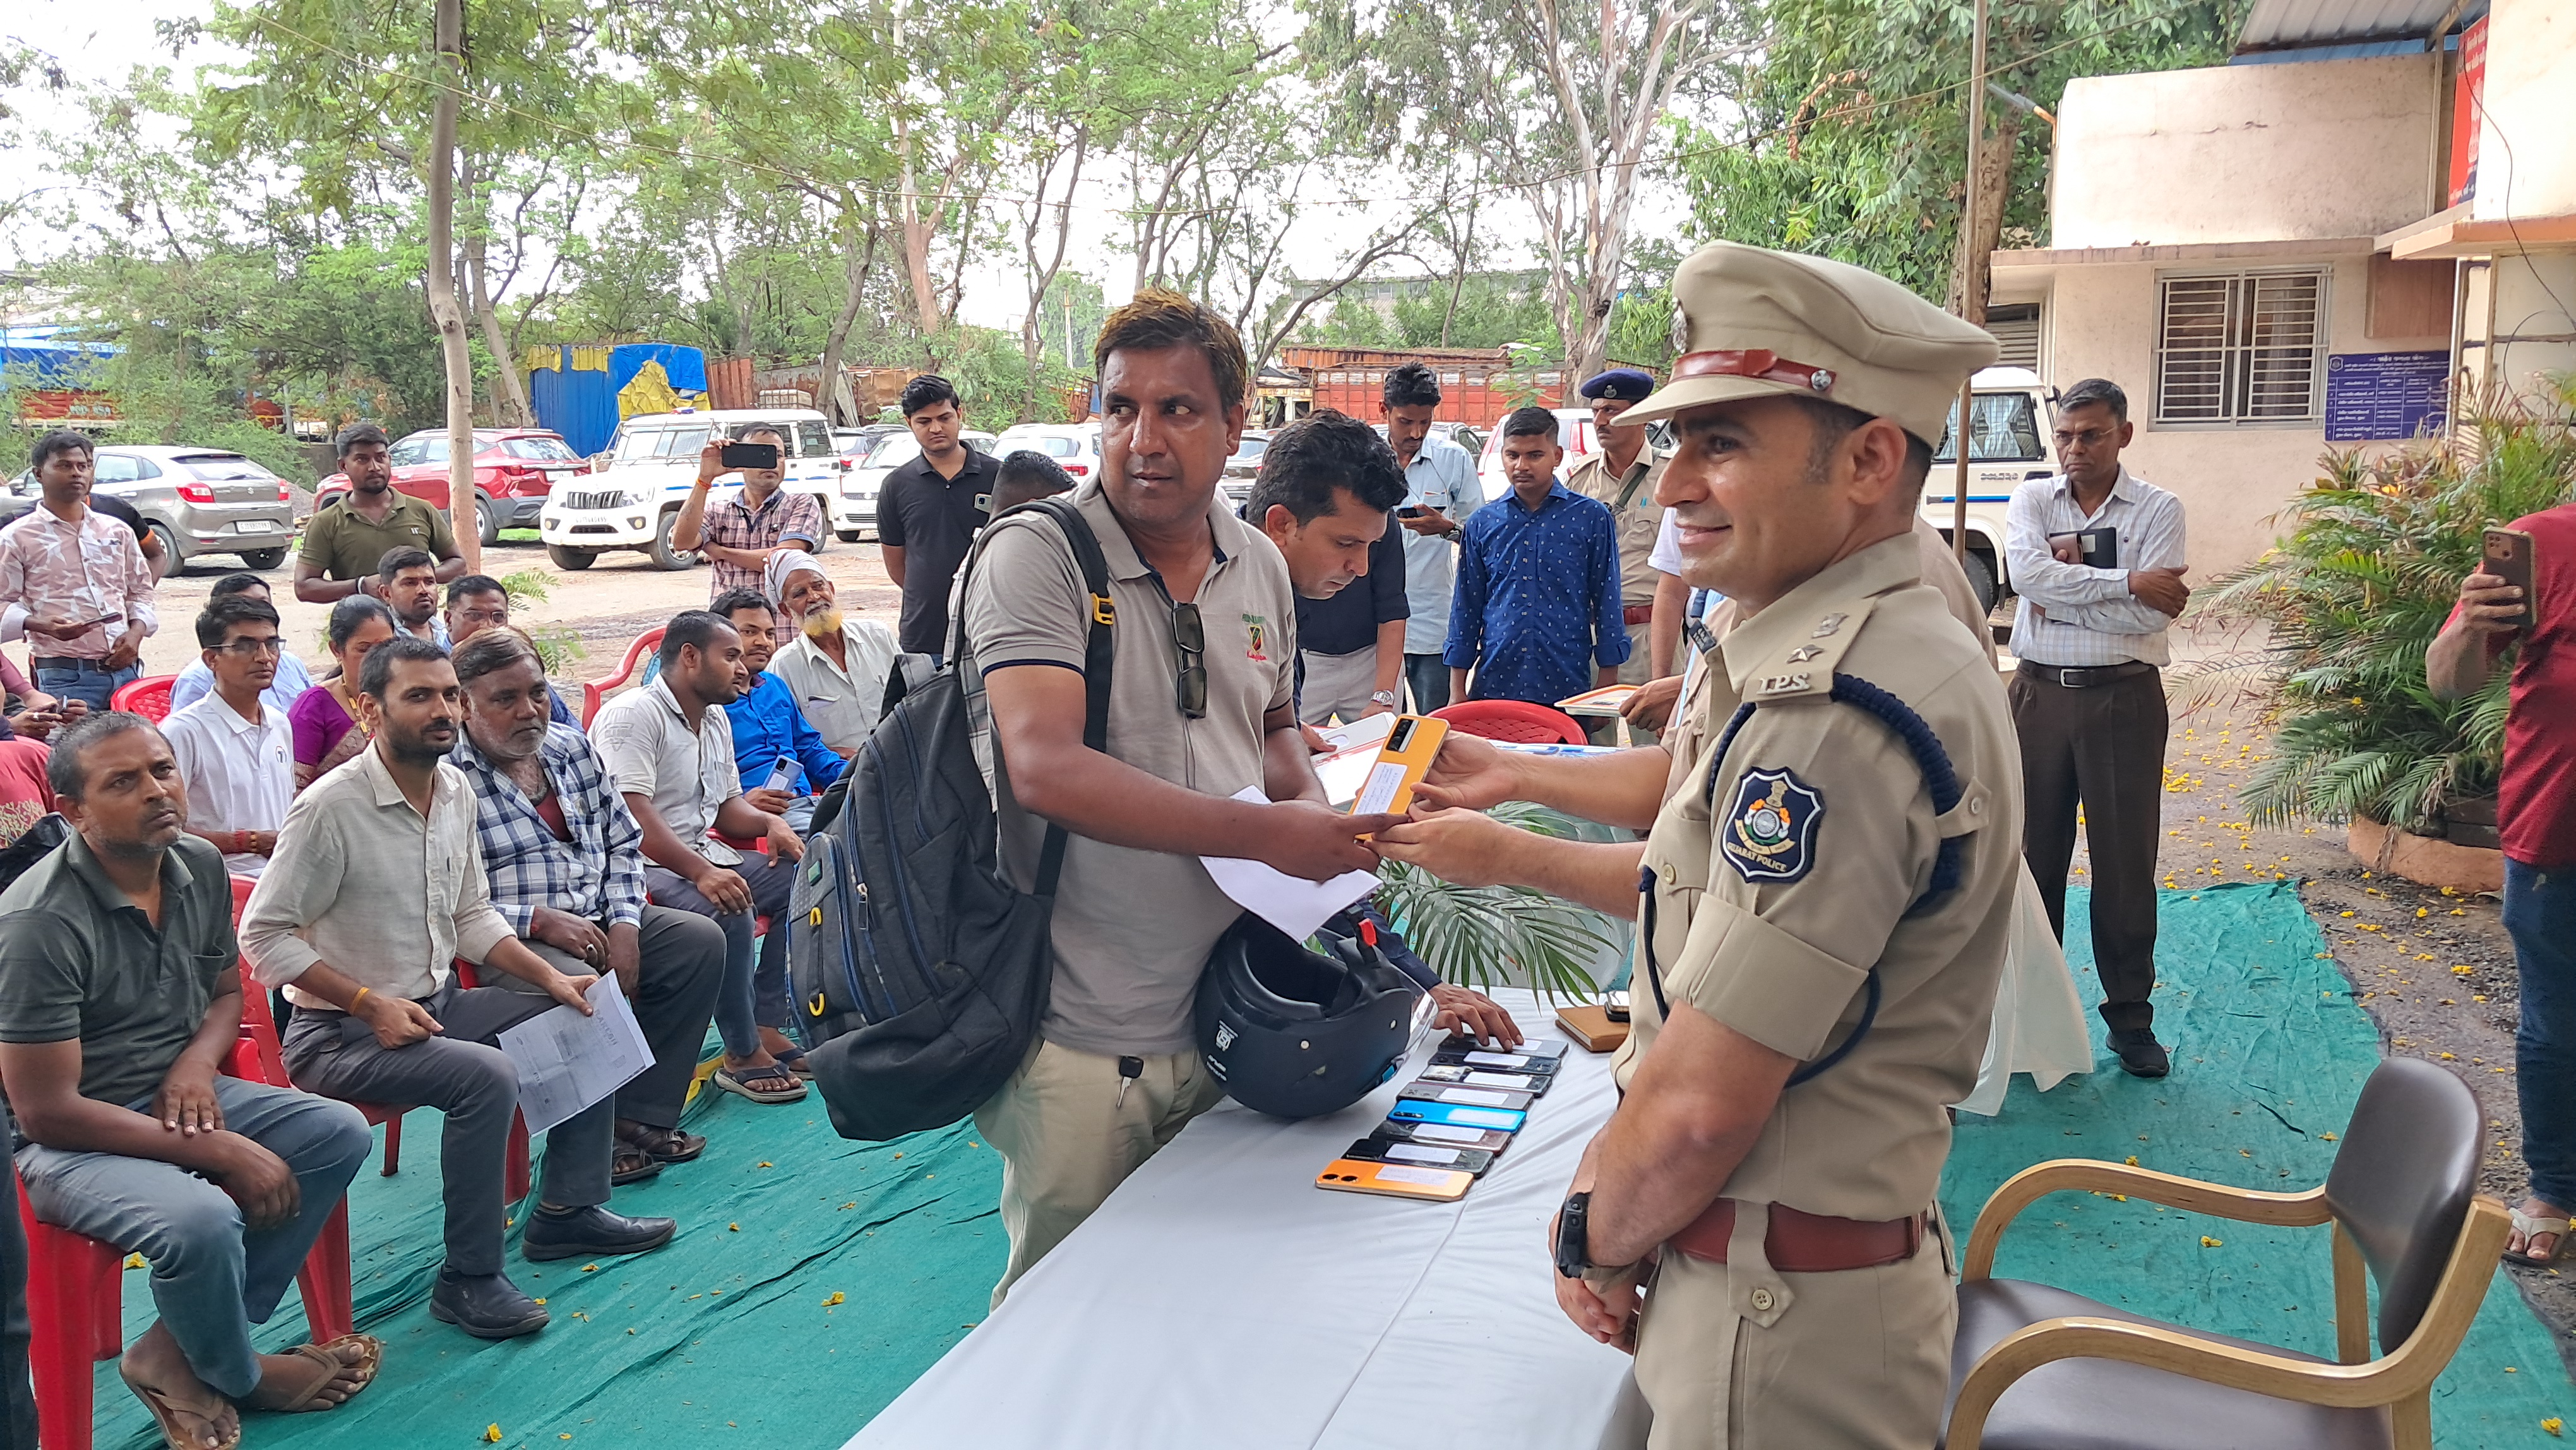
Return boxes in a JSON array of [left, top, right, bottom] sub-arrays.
[[2430, 505, 2576, 1269], [671, 425, 823, 620]]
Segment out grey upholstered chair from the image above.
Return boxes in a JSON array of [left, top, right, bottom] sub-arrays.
[[1943, 1056, 2508, 1450]]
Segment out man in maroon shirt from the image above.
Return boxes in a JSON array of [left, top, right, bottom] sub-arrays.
[[2430, 503, 2576, 1266]]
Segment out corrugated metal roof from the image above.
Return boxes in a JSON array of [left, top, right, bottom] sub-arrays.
[[2237, 0, 2476, 51]]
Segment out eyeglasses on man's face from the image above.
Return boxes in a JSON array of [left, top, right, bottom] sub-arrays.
[[217, 637, 285, 657]]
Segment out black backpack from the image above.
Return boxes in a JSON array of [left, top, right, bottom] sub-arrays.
[[789, 496, 1113, 1141]]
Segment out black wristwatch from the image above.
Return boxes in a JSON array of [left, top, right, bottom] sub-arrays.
[[1554, 1191, 1594, 1278]]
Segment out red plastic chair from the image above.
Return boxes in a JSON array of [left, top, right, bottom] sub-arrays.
[[580, 626, 666, 726], [16, 1036, 350, 1450], [107, 674, 176, 723], [1430, 699, 1588, 745]]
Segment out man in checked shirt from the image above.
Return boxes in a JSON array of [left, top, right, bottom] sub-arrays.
[[444, 628, 725, 1185], [2002, 377, 2189, 1079]]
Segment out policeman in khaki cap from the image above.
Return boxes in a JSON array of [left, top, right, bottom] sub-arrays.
[[1567, 368, 1671, 685], [1375, 239, 2022, 1449]]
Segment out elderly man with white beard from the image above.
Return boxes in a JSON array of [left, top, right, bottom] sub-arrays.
[[760, 553, 902, 759]]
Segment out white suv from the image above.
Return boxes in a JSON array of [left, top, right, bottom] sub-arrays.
[[539, 407, 838, 570], [1919, 366, 2059, 614], [832, 428, 998, 541]]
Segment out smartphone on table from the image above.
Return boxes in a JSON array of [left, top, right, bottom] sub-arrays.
[[2484, 527, 2536, 629], [1315, 1159, 1473, 1202], [720, 440, 782, 472]]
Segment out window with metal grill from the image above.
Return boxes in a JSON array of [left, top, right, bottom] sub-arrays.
[[2155, 270, 2327, 424]]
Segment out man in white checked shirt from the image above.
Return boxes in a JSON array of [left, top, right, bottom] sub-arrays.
[[2002, 377, 2188, 1079]]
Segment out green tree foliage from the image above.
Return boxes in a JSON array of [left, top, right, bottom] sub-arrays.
[[1676, 0, 2244, 301]]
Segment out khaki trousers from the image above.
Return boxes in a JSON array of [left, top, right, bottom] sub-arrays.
[[1299, 646, 1382, 725], [973, 1038, 1226, 1308], [1616, 618, 1655, 686], [1630, 1203, 1955, 1450]]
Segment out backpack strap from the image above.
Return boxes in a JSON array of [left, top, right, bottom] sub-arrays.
[[1022, 497, 1117, 899]]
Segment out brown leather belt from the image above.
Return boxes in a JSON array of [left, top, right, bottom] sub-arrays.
[[1668, 1199, 1926, 1273], [2015, 659, 2156, 690], [1621, 604, 1655, 626]]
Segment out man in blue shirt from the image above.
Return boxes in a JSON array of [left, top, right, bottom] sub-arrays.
[[1444, 407, 1628, 705], [713, 588, 846, 834], [1381, 363, 1481, 712], [168, 573, 315, 716]]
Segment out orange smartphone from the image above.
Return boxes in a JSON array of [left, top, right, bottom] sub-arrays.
[[1351, 714, 1448, 818], [1315, 1158, 1474, 1202], [2484, 528, 2536, 628]]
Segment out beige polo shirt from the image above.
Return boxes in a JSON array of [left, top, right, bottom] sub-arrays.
[[1566, 446, 1669, 606], [770, 619, 902, 755], [592, 674, 746, 868], [962, 481, 1296, 1059], [1618, 534, 2020, 1223], [242, 745, 515, 1009]]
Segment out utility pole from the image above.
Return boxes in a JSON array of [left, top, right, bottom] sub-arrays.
[[1952, 0, 1988, 566], [424, 0, 479, 572]]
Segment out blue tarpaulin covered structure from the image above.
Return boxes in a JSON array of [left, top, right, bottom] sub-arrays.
[[0, 327, 117, 388], [523, 343, 710, 456]]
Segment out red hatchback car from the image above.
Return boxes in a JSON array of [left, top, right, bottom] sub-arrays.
[[316, 428, 589, 546]]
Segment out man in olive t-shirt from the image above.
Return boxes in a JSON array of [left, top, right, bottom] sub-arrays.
[[294, 424, 465, 606]]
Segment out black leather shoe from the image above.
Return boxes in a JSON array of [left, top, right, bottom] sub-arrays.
[[2110, 1028, 2171, 1079], [522, 1204, 678, 1262], [429, 1270, 549, 1339]]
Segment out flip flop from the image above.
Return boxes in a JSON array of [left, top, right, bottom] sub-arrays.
[[315, 1333, 383, 1393], [121, 1359, 241, 1450], [774, 1046, 814, 1081], [713, 1062, 808, 1104], [617, 1122, 707, 1165], [249, 1341, 376, 1414], [2507, 1207, 2574, 1266]]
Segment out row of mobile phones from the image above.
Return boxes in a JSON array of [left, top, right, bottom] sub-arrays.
[[1314, 1035, 1568, 1202]]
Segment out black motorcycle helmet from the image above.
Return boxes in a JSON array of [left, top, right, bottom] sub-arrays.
[[1197, 912, 1424, 1119]]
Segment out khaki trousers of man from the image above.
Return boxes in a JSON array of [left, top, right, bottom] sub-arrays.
[[1630, 1203, 1955, 1450], [1616, 618, 1655, 686], [973, 1038, 1226, 1308]]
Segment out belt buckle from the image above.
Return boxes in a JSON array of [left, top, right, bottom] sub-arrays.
[[2056, 666, 2085, 688]]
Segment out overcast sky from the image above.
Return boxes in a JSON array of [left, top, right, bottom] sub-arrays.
[[8, 0, 1690, 334]]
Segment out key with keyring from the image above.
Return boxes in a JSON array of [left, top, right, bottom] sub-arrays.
[[1115, 1055, 1143, 1110]]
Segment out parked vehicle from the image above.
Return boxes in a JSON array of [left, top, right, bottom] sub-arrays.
[[1476, 407, 1601, 504], [540, 407, 838, 570], [1921, 366, 2060, 614], [316, 428, 588, 546], [833, 424, 901, 457], [1220, 430, 1272, 509], [831, 428, 998, 541], [6, 446, 296, 570]]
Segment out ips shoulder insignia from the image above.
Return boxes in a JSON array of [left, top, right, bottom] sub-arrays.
[[1721, 767, 1825, 884]]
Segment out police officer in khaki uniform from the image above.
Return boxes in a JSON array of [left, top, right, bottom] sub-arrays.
[[1376, 241, 2022, 1449], [1566, 369, 1671, 686]]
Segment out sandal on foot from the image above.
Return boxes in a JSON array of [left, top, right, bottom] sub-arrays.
[[617, 1121, 707, 1165], [314, 1333, 382, 1393], [611, 1144, 666, 1186], [2507, 1207, 2574, 1266], [247, 1341, 373, 1414], [713, 1063, 807, 1104], [773, 1046, 814, 1081], [121, 1361, 240, 1450]]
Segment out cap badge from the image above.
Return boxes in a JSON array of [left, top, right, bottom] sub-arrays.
[[1808, 369, 1834, 392], [1669, 304, 1691, 355]]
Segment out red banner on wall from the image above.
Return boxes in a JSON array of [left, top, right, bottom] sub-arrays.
[[2448, 16, 2486, 208]]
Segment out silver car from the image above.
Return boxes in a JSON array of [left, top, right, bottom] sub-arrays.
[[6, 446, 298, 570]]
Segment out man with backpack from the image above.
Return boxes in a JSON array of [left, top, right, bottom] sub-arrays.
[[959, 291, 1400, 1304]]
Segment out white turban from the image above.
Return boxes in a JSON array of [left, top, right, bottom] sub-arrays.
[[764, 550, 829, 609]]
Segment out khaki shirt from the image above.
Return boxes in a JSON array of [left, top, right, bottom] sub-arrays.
[[297, 493, 456, 582], [1616, 533, 2020, 1222], [1565, 446, 1669, 606], [962, 480, 1297, 1060]]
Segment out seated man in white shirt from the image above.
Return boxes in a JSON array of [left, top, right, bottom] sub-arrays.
[[168, 573, 316, 717], [761, 553, 900, 758], [164, 596, 295, 878]]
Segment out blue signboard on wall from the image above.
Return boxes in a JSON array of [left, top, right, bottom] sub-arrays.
[[2323, 351, 2450, 442]]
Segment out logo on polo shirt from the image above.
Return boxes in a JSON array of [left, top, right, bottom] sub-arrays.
[[1243, 614, 1269, 662]]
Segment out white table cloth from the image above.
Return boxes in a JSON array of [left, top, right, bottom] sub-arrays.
[[847, 988, 1638, 1450]]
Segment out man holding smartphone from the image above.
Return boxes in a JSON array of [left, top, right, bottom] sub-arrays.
[[671, 424, 822, 618], [1381, 363, 1479, 712], [0, 432, 158, 713], [2430, 503, 2576, 1268]]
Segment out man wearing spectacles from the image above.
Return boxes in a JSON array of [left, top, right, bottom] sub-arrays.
[[2002, 376, 2189, 1079], [443, 575, 576, 728], [960, 289, 1402, 1304], [164, 596, 295, 877]]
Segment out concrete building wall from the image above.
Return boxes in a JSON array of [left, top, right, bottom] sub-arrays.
[[2052, 54, 2440, 249], [1995, 251, 2450, 577], [2474, 0, 2576, 223]]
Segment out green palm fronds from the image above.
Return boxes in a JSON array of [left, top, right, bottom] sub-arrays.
[[1373, 801, 1627, 1005], [2176, 379, 2576, 834]]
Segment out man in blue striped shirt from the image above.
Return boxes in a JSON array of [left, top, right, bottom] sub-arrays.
[[1443, 407, 1630, 706]]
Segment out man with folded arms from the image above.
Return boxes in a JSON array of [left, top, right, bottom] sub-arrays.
[[448, 626, 725, 1185], [243, 637, 676, 1341], [0, 713, 380, 1448]]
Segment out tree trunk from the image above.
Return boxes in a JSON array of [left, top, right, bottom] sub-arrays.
[[1945, 112, 2020, 324], [816, 208, 878, 426], [463, 160, 534, 428], [425, 0, 479, 572], [894, 114, 944, 339], [1441, 188, 1479, 348], [1022, 129, 1089, 424]]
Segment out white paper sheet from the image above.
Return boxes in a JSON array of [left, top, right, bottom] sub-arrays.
[[1200, 786, 1380, 941], [495, 973, 653, 1134]]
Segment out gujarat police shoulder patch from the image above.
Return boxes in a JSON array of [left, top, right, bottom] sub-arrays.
[[1720, 767, 1824, 884]]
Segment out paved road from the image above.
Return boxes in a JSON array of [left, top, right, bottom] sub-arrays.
[[133, 536, 906, 688]]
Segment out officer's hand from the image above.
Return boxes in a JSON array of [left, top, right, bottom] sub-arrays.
[[1256, 800, 1398, 882], [2454, 570, 2526, 636], [1618, 675, 1682, 733], [2126, 565, 2190, 617], [1410, 731, 1522, 812], [1372, 807, 1522, 889], [1429, 983, 1522, 1048], [1550, 1217, 1648, 1353]]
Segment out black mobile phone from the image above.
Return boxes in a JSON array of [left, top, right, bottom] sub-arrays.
[[1368, 1117, 1515, 1154], [1414, 1062, 1553, 1096], [1395, 1080, 1537, 1113], [720, 441, 782, 471], [1344, 1135, 1499, 1177], [2485, 527, 2536, 628], [1397, 505, 1426, 518]]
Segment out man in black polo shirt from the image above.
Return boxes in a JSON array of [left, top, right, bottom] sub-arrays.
[[876, 375, 999, 661], [1243, 412, 1410, 724]]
